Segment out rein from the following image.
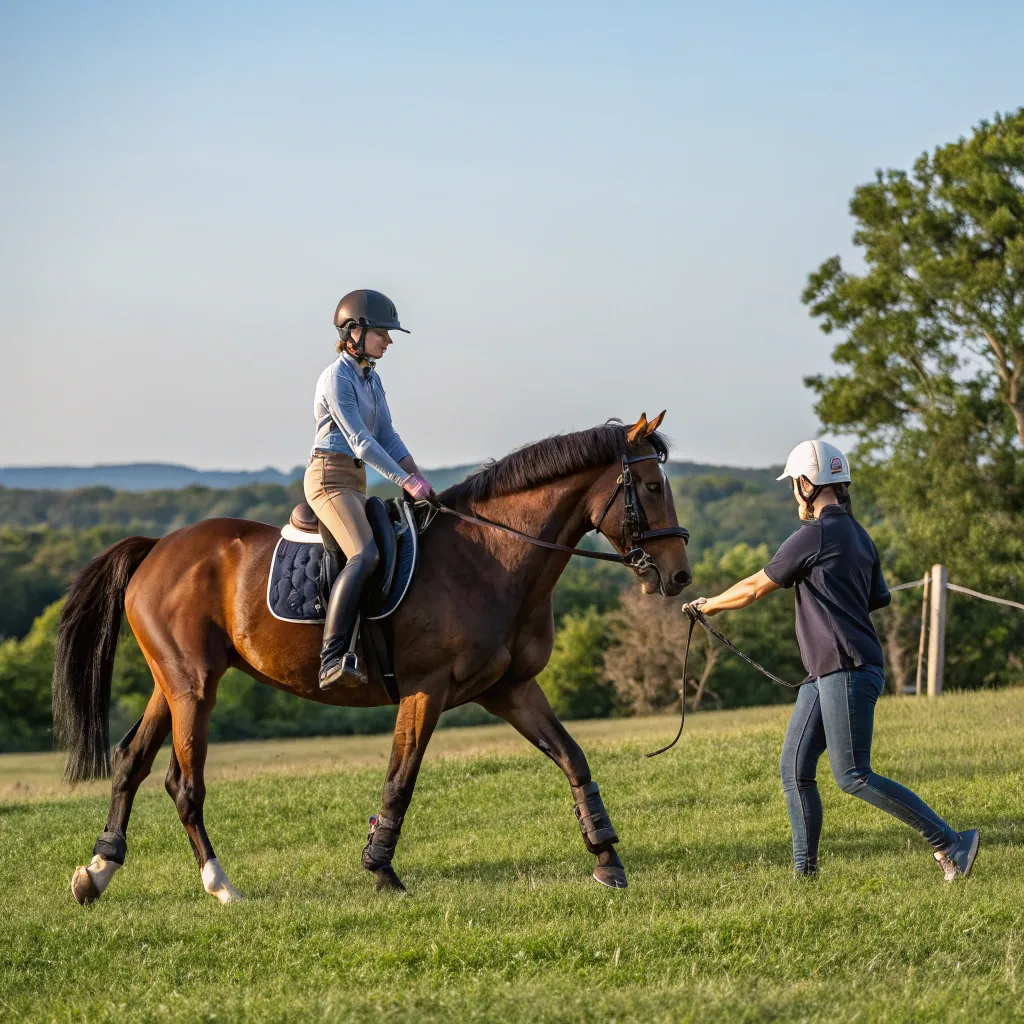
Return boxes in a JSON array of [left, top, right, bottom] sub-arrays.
[[419, 443, 690, 581], [431, 504, 645, 565], [646, 607, 801, 758]]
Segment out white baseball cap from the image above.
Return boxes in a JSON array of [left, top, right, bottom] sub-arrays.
[[777, 440, 851, 486]]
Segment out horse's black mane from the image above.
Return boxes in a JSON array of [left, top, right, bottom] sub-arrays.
[[454, 423, 670, 502]]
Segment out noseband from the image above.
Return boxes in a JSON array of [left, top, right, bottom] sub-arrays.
[[425, 441, 689, 590]]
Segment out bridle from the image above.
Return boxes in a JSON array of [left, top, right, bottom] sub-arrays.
[[590, 441, 690, 584], [422, 438, 690, 592]]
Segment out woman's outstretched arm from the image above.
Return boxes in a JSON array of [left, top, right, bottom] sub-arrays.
[[691, 570, 780, 617]]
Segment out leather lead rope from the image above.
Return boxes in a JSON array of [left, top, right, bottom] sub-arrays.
[[646, 608, 801, 758], [645, 612, 695, 758]]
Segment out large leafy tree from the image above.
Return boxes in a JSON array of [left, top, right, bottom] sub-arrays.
[[803, 110, 1024, 687], [804, 109, 1024, 451]]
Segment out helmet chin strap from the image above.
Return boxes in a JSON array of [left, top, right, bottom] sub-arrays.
[[340, 319, 372, 363]]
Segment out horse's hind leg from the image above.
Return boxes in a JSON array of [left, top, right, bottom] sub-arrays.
[[71, 688, 171, 905], [164, 693, 240, 904], [479, 678, 627, 889]]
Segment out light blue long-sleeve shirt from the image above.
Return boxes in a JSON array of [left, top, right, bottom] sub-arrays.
[[311, 353, 411, 487]]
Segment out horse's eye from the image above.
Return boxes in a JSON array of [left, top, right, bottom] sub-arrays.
[[645, 481, 663, 494]]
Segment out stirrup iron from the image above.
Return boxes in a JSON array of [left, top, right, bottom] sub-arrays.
[[320, 616, 365, 690]]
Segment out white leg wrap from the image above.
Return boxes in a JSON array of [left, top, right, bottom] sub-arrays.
[[201, 857, 241, 904], [85, 855, 121, 896]]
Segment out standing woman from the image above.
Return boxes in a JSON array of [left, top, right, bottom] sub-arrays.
[[305, 289, 433, 690], [686, 440, 979, 881]]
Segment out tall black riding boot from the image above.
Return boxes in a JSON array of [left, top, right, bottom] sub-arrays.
[[320, 544, 378, 690]]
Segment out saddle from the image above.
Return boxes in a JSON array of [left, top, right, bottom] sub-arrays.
[[267, 497, 421, 700], [271, 497, 419, 622]]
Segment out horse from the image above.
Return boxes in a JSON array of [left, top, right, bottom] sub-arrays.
[[54, 412, 691, 904]]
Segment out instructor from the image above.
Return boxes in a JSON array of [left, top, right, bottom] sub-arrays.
[[685, 440, 979, 882]]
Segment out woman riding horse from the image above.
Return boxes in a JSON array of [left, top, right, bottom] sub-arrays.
[[58, 410, 691, 905], [686, 440, 980, 882], [306, 289, 434, 689]]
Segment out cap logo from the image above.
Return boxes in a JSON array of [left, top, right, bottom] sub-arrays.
[[830, 457, 844, 474]]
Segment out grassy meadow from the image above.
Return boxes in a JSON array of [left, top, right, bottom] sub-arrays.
[[1, 690, 1022, 1023]]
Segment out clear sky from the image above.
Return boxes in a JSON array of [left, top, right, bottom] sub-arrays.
[[2, 1, 1022, 471]]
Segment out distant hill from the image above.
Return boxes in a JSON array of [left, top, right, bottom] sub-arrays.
[[0, 461, 483, 494], [0, 463, 305, 492], [0, 459, 780, 493]]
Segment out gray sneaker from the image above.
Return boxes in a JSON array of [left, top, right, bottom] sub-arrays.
[[933, 829, 980, 882]]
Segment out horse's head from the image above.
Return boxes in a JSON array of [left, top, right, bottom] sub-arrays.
[[591, 412, 692, 597]]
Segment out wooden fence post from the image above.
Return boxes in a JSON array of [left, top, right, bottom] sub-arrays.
[[915, 574, 930, 697], [926, 564, 947, 697]]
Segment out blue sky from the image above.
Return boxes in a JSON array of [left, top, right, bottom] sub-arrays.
[[2, 1, 1022, 470]]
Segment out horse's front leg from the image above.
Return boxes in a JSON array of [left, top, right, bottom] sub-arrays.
[[479, 678, 627, 889], [363, 681, 447, 892]]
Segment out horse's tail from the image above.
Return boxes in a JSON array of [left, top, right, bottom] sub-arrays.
[[53, 535, 159, 784]]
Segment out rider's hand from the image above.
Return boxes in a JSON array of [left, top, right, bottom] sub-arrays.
[[403, 473, 433, 502], [683, 596, 709, 618]]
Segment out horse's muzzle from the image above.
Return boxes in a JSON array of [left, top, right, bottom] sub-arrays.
[[655, 568, 690, 598]]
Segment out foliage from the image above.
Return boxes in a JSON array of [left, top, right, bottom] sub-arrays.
[[0, 525, 130, 641], [550, 559, 629, 626], [604, 543, 803, 714], [538, 609, 617, 720], [803, 109, 1024, 690], [2, 691, 1022, 1022], [0, 601, 61, 751], [669, 473, 797, 560], [0, 482, 305, 532]]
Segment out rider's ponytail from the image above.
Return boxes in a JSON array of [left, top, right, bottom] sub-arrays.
[[834, 482, 853, 516]]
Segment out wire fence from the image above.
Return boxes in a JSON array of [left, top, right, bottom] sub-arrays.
[[886, 568, 1024, 696], [889, 575, 1024, 610]]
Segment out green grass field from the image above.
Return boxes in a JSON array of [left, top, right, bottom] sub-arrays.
[[2, 690, 1022, 1023]]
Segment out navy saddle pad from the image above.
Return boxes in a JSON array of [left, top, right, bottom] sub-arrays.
[[267, 497, 419, 624]]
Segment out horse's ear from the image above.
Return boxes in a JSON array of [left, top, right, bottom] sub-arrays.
[[645, 410, 666, 436], [626, 413, 649, 445]]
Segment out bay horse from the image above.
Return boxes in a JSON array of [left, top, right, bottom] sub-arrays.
[[54, 413, 691, 905]]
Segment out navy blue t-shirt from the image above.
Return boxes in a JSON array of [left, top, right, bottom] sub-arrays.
[[764, 505, 890, 681]]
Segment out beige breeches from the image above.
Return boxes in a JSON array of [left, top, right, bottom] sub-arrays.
[[303, 453, 373, 558]]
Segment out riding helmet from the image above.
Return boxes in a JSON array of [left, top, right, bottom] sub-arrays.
[[333, 289, 409, 335], [777, 440, 851, 486]]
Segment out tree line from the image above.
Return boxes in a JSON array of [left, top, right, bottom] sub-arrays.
[[0, 471, 802, 752]]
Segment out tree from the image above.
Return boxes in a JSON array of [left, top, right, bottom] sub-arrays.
[[0, 600, 61, 751], [538, 608, 617, 720], [802, 110, 1024, 689], [604, 543, 804, 714], [804, 109, 1024, 451]]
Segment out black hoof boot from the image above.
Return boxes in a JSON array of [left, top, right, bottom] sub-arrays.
[[373, 865, 407, 893]]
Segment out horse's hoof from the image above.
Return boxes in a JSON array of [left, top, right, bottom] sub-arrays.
[[373, 865, 407, 893], [71, 866, 100, 906], [593, 865, 628, 889]]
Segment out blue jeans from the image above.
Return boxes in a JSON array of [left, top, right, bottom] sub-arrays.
[[779, 665, 958, 874]]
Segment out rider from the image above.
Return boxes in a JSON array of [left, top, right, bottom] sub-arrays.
[[305, 289, 433, 690], [686, 440, 979, 882]]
